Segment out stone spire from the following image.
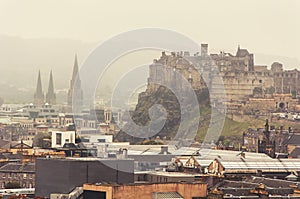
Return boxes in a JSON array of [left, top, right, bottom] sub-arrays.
[[46, 70, 56, 105], [34, 70, 44, 106], [67, 54, 83, 107], [72, 54, 79, 81]]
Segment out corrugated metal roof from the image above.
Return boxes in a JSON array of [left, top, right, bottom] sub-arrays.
[[218, 159, 300, 172], [176, 150, 273, 168]]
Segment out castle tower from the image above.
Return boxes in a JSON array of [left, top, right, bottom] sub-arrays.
[[201, 44, 208, 57], [67, 54, 84, 107], [34, 70, 45, 106], [236, 45, 254, 71], [46, 70, 56, 105]]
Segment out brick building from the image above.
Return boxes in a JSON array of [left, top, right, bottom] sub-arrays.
[[83, 182, 207, 199], [0, 162, 35, 189]]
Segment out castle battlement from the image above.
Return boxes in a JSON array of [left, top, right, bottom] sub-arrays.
[[145, 44, 300, 120]]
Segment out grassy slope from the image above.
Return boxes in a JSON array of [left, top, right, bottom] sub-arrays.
[[195, 107, 300, 145], [195, 107, 261, 143]]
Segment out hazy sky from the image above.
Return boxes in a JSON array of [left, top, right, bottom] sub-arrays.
[[0, 0, 299, 59], [0, 0, 300, 102]]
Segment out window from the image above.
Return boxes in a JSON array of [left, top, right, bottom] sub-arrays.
[[56, 133, 62, 145]]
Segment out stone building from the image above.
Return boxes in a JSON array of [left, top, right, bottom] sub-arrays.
[[243, 123, 300, 157], [210, 45, 254, 72], [272, 62, 300, 95], [0, 162, 35, 189], [146, 44, 300, 119]]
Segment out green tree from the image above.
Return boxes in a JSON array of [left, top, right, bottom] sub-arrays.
[[5, 181, 21, 189], [33, 132, 51, 148], [140, 140, 164, 145]]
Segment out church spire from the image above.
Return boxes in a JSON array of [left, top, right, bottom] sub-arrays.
[[46, 70, 56, 105], [67, 54, 83, 107], [72, 54, 79, 81], [34, 70, 44, 106]]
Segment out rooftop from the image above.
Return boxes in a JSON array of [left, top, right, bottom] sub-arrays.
[[0, 163, 35, 173]]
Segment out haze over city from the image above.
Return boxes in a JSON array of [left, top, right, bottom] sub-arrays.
[[2, 1, 300, 198], [1, 0, 300, 103]]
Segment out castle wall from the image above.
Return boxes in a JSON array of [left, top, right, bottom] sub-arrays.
[[145, 45, 300, 122]]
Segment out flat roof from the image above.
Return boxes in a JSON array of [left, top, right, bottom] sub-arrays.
[[83, 181, 206, 187]]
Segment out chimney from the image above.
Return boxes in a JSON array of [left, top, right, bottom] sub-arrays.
[[122, 148, 128, 159], [161, 146, 168, 155]]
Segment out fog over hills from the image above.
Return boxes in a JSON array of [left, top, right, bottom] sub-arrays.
[[0, 35, 95, 103], [0, 35, 299, 104]]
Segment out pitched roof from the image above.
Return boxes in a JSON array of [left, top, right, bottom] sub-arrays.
[[11, 141, 33, 149], [214, 158, 300, 173], [2, 152, 23, 160], [0, 139, 10, 149], [212, 179, 294, 197], [0, 153, 7, 159], [176, 150, 273, 166], [62, 143, 77, 149], [245, 176, 298, 188], [284, 133, 300, 145], [236, 48, 250, 57], [290, 147, 300, 158]]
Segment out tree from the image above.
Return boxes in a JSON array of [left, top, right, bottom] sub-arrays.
[[33, 132, 51, 148], [5, 181, 21, 189], [217, 135, 225, 144], [140, 140, 164, 145]]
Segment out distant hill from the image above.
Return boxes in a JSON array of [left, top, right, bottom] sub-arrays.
[[0, 35, 95, 103], [0, 36, 299, 103]]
